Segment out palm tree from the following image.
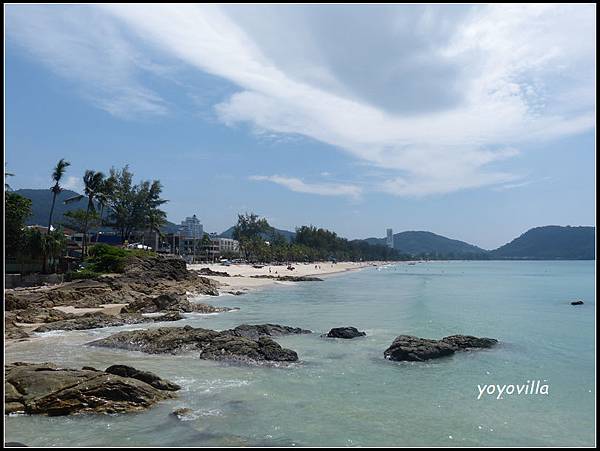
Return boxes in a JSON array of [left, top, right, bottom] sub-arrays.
[[65, 170, 105, 256], [5, 165, 15, 191], [48, 158, 71, 233]]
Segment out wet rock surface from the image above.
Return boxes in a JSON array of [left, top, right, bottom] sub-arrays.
[[88, 325, 299, 363], [5, 362, 178, 415], [384, 334, 498, 362], [325, 327, 366, 339], [121, 293, 231, 315], [227, 324, 312, 340]]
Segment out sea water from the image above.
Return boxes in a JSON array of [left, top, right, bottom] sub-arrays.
[[4, 261, 595, 446]]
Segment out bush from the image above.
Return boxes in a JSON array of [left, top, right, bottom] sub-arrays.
[[86, 244, 154, 273]]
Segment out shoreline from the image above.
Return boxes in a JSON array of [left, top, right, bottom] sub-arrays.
[[189, 261, 386, 296]]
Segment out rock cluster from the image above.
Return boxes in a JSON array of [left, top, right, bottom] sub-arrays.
[[5, 362, 179, 415], [384, 334, 498, 362], [89, 325, 299, 363]]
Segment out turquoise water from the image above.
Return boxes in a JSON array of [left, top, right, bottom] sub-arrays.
[[5, 261, 596, 446]]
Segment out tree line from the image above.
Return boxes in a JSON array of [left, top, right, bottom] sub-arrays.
[[232, 213, 406, 263]]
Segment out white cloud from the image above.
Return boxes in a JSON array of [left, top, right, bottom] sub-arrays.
[[250, 175, 362, 199], [7, 4, 595, 196], [62, 175, 83, 192]]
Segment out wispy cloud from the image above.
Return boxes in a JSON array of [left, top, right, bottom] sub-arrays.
[[250, 175, 362, 199], [7, 4, 595, 196]]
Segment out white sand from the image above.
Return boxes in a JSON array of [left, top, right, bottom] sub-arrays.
[[189, 261, 381, 294]]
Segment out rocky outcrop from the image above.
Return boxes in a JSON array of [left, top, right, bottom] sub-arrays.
[[4, 256, 221, 312], [5, 362, 178, 415], [88, 325, 299, 363], [227, 324, 312, 340], [32, 311, 183, 333], [5, 308, 76, 324], [104, 365, 180, 391], [384, 334, 498, 362], [120, 293, 231, 315], [4, 322, 30, 340], [195, 268, 231, 277], [325, 327, 366, 339]]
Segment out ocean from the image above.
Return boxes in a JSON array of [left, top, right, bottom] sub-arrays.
[[5, 261, 596, 446]]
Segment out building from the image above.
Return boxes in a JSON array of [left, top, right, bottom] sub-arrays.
[[211, 237, 240, 255], [386, 228, 394, 249], [180, 215, 203, 239]]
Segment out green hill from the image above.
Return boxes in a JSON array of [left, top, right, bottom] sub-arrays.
[[365, 231, 488, 259], [490, 226, 595, 260]]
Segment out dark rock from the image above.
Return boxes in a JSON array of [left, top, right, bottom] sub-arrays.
[[249, 275, 323, 282], [441, 335, 498, 349], [384, 334, 498, 362], [4, 442, 27, 447], [121, 293, 230, 315], [4, 322, 29, 340], [196, 268, 231, 277], [325, 327, 366, 339], [88, 326, 299, 363], [105, 365, 180, 391], [5, 308, 76, 324], [571, 300, 584, 305], [170, 407, 195, 420], [227, 324, 312, 340], [4, 362, 178, 415]]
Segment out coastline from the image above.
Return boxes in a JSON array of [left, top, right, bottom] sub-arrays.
[[189, 261, 384, 296]]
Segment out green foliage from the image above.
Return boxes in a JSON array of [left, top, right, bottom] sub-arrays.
[[5, 192, 32, 256], [85, 243, 154, 273], [62, 209, 100, 232], [65, 268, 103, 281]]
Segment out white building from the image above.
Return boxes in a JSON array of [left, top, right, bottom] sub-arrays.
[[181, 215, 203, 239], [211, 237, 240, 255], [386, 228, 394, 249]]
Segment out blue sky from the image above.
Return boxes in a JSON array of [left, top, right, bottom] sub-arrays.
[[5, 4, 596, 249]]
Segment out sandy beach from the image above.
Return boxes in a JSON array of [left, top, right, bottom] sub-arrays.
[[189, 261, 381, 295]]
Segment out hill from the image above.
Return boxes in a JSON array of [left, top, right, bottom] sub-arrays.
[[365, 231, 488, 259], [490, 226, 595, 260]]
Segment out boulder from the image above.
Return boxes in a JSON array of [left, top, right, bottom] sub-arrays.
[[120, 293, 230, 315], [227, 324, 312, 340], [104, 365, 180, 391], [571, 300, 584, 305], [325, 327, 366, 339], [89, 326, 299, 363], [5, 362, 178, 415], [384, 334, 498, 362]]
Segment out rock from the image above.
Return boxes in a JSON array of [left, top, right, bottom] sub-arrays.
[[89, 326, 299, 363], [5, 308, 76, 324], [32, 311, 183, 333], [384, 334, 498, 362], [195, 267, 231, 277], [4, 362, 178, 415], [4, 256, 221, 312], [440, 335, 498, 350], [325, 327, 366, 339], [249, 275, 323, 282], [571, 300, 584, 305], [228, 291, 245, 296], [227, 324, 312, 340], [4, 322, 29, 340], [170, 407, 195, 420], [105, 365, 180, 391], [4, 442, 27, 447], [121, 293, 230, 315]]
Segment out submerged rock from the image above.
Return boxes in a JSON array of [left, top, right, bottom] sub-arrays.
[[4, 362, 178, 415], [384, 334, 498, 362], [88, 326, 299, 363], [325, 327, 366, 339], [571, 300, 584, 305], [227, 324, 312, 340]]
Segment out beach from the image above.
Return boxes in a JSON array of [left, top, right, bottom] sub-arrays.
[[189, 261, 379, 294]]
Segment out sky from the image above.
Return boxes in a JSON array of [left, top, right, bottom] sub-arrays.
[[4, 4, 596, 249]]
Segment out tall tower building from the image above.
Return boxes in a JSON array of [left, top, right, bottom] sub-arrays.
[[386, 228, 394, 248], [181, 215, 204, 239]]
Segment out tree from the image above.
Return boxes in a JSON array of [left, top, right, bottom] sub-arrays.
[[65, 170, 105, 255], [5, 192, 32, 257], [63, 209, 100, 233], [5, 164, 15, 191], [47, 158, 71, 233], [232, 212, 272, 262]]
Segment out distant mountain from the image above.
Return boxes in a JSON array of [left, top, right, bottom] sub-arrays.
[[14, 188, 180, 233], [365, 231, 488, 258], [219, 225, 296, 242], [490, 226, 595, 260]]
